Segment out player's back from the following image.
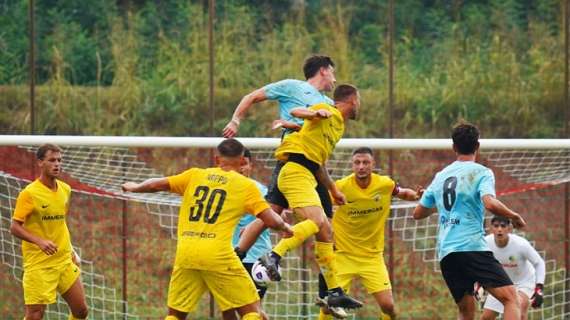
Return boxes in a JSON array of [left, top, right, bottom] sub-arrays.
[[422, 161, 496, 260], [168, 167, 268, 270], [263, 79, 334, 126], [275, 103, 344, 165]]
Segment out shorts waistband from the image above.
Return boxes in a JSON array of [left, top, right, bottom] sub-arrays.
[[287, 153, 319, 173]]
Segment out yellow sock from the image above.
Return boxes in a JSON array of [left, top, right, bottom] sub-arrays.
[[242, 312, 262, 320], [380, 313, 393, 320], [318, 309, 334, 320], [273, 219, 319, 257], [164, 316, 180, 320], [68, 315, 86, 320], [315, 241, 338, 289]]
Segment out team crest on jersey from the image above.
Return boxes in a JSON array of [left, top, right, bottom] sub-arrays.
[[372, 192, 381, 202]]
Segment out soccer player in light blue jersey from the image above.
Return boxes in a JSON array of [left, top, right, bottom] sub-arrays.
[[413, 122, 527, 320], [222, 148, 271, 320]]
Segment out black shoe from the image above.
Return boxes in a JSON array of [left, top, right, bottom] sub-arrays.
[[258, 252, 281, 281], [326, 288, 363, 309]]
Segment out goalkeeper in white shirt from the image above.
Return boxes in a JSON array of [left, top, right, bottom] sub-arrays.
[[481, 215, 545, 320]]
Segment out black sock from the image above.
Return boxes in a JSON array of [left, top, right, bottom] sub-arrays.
[[318, 273, 328, 299]]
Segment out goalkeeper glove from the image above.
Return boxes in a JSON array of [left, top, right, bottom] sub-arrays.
[[530, 283, 544, 308]]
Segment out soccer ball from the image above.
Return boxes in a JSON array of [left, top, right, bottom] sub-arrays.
[[251, 260, 276, 284]]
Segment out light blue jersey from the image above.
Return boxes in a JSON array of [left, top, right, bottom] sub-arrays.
[[232, 180, 271, 263], [420, 161, 496, 261], [263, 79, 334, 126]]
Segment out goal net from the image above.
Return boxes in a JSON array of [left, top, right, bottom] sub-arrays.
[[0, 136, 568, 319]]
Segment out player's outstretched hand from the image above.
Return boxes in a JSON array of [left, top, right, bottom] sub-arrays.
[[37, 239, 58, 255], [122, 182, 138, 193], [511, 214, 526, 229], [315, 109, 332, 119], [223, 119, 239, 138], [281, 223, 294, 238], [531, 284, 544, 308]]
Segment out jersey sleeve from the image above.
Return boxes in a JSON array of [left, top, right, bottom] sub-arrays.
[[478, 169, 496, 198], [419, 182, 436, 208], [167, 168, 196, 195], [263, 80, 293, 101], [244, 181, 270, 216], [13, 189, 34, 222], [523, 239, 546, 284]]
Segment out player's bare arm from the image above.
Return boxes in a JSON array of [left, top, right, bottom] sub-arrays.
[[412, 205, 436, 220], [237, 218, 267, 253], [223, 88, 268, 138], [271, 119, 302, 131], [396, 187, 424, 201], [121, 177, 170, 193], [315, 165, 346, 205], [256, 208, 294, 237], [290, 107, 332, 120], [10, 220, 58, 255], [482, 195, 526, 228]]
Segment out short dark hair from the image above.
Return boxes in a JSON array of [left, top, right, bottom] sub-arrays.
[[217, 139, 245, 158], [303, 55, 335, 79], [333, 84, 358, 102], [490, 215, 511, 225], [352, 147, 373, 156], [452, 122, 480, 155], [243, 148, 252, 160], [36, 143, 62, 160]]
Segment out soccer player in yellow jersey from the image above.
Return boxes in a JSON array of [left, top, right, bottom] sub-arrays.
[[10, 144, 88, 320], [259, 84, 363, 310], [318, 147, 423, 320], [121, 138, 293, 320]]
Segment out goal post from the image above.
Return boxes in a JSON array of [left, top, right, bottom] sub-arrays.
[[0, 136, 569, 319]]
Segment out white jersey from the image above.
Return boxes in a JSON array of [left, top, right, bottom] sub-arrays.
[[485, 234, 545, 287]]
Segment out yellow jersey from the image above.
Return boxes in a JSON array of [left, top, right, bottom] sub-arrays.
[[275, 103, 344, 165], [332, 173, 397, 257], [12, 179, 73, 271], [168, 167, 269, 270]]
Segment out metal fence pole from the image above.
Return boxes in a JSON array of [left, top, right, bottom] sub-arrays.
[[387, 0, 396, 287]]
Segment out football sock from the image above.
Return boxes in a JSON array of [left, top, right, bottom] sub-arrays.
[[318, 310, 334, 320], [164, 316, 180, 320], [273, 219, 319, 257], [380, 313, 393, 320], [242, 312, 262, 320], [68, 315, 86, 320], [318, 272, 328, 299], [315, 241, 338, 289]]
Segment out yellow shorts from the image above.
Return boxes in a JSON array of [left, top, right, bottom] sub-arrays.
[[336, 252, 391, 294], [278, 162, 322, 209], [23, 262, 81, 305], [167, 264, 260, 312]]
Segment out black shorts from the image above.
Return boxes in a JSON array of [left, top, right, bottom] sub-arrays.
[[440, 251, 513, 303], [243, 262, 268, 299], [264, 159, 333, 218]]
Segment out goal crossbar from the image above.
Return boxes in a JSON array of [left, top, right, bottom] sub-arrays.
[[1, 135, 569, 149]]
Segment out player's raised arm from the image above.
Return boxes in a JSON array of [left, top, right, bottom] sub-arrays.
[[256, 208, 293, 238], [223, 88, 268, 138], [482, 195, 526, 228], [121, 178, 170, 193], [290, 107, 332, 120]]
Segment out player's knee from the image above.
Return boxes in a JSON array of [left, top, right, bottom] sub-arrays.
[[241, 312, 262, 320]]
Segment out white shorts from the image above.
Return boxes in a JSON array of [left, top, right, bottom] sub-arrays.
[[483, 283, 534, 314]]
